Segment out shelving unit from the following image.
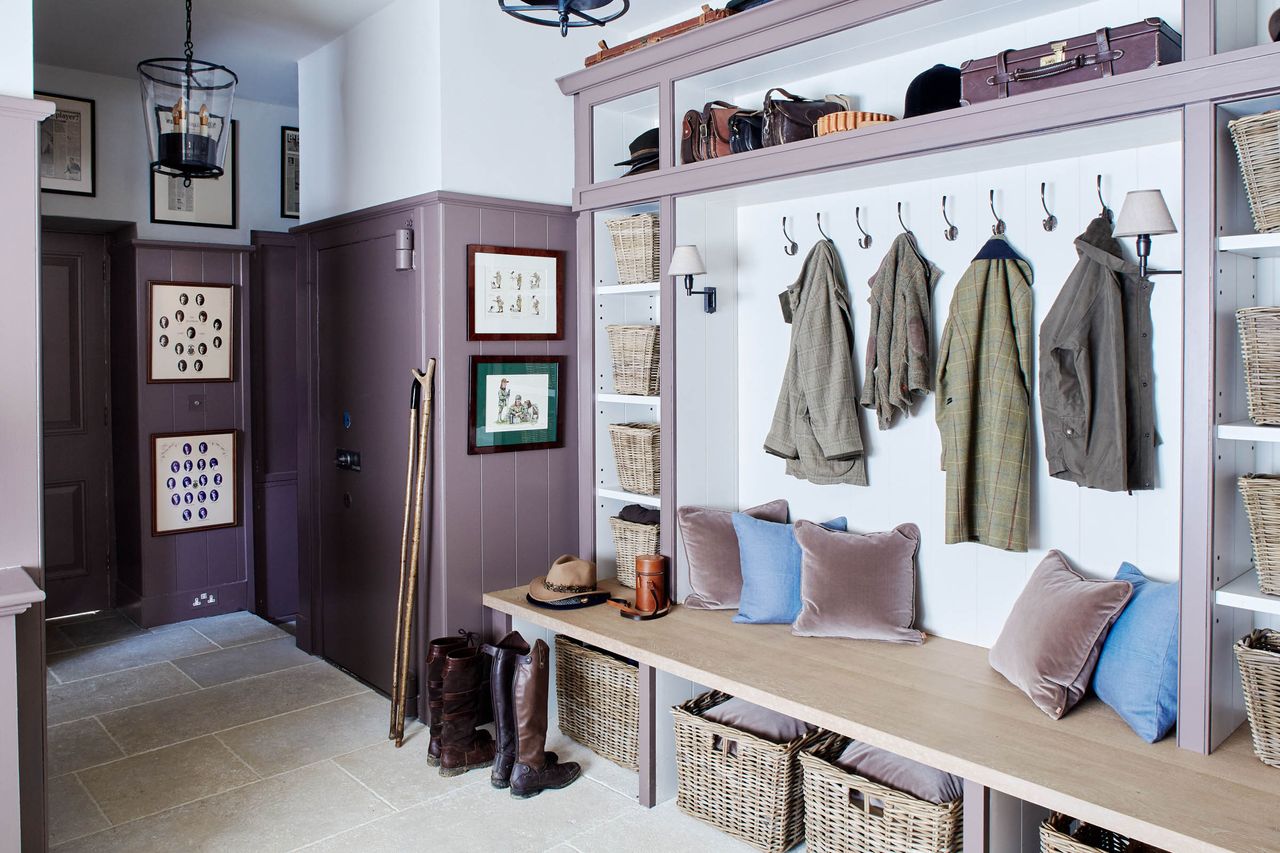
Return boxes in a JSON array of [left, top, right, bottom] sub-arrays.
[[598, 282, 660, 296], [597, 487, 660, 509], [598, 393, 660, 408], [1219, 233, 1280, 257], [1217, 419, 1280, 441], [1216, 569, 1280, 615]]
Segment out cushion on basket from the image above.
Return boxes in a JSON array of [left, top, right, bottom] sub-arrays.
[[791, 521, 925, 644], [1092, 563, 1179, 743], [702, 697, 813, 744], [732, 514, 848, 624], [679, 500, 789, 610], [834, 740, 964, 805], [989, 550, 1133, 719]]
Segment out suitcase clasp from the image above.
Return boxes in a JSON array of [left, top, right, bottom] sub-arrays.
[[1042, 41, 1068, 66]]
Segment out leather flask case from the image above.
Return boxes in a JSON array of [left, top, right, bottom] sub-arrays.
[[634, 554, 668, 613]]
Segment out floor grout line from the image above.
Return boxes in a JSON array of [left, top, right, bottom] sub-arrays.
[[69, 769, 113, 830], [186, 625, 226, 650], [212, 732, 264, 781], [331, 759, 398, 811], [91, 716, 128, 759]]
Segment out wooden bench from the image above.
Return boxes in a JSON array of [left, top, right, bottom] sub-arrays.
[[484, 581, 1279, 853]]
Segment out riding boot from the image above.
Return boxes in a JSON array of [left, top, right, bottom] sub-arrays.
[[484, 631, 559, 789], [510, 639, 581, 798], [424, 636, 468, 767], [438, 646, 496, 777]]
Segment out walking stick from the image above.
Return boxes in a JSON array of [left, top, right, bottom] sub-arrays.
[[389, 373, 422, 741]]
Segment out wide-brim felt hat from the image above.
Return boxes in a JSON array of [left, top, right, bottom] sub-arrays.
[[619, 157, 658, 178], [614, 127, 660, 166], [527, 554, 610, 609]]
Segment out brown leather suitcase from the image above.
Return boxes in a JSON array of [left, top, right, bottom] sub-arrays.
[[959, 19, 1181, 106], [585, 5, 734, 68]]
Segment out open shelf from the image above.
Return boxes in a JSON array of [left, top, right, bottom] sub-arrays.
[[1219, 233, 1280, 257], [598, 282, 660, 296], [597, 487, 660, 508], [598, 393, 660, 407], [1218, 419, 1280, 442], [1216, 569, 1280, 615]]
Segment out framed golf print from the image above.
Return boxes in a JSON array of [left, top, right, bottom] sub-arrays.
[[37, 92, 95, 196], [466, 245, 565, 341], [468, 356, 565, 454], [148, 281, 235, 383], [150, 119, 238, 229], [152, 430, 238, 535]]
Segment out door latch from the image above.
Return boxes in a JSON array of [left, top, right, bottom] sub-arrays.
[[335, 449, 362, 471]]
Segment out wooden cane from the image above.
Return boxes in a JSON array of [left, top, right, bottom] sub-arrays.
[[389, 372, 423, 741]]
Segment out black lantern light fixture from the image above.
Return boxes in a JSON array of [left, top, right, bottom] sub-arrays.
[[138, 0, 237, 183], [497, 0, 630, 37]]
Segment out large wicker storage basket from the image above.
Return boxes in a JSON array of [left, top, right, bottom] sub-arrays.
[[608, 422, 660, 496], [608, 516, 659, 588], [554, 635, 638, 770], [799, 732, 962, 853], [672, 690, 819, 853], [606, 324, 660, 396], [1229, 111, 1280, 234], [1238, 475, 1280, 596], [1235, 628, 1280, 768], [1237, 307, 1280, 425], [1040, 813, 1165, 853], [605, 213, 661, 284]]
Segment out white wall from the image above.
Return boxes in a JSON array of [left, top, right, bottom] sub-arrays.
[[36, 64, 298, 243], [0, 0, 33, 97]]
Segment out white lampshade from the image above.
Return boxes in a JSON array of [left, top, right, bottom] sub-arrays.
[[1114, 189, 1177, 238], [668, 245, 707, 277]]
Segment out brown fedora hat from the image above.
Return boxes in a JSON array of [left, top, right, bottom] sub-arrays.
[[528, 555, 603, 604]]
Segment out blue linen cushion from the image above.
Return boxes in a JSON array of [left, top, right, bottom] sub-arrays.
[[1091, 563, 1179, 743], [732, 514, 847, 624]]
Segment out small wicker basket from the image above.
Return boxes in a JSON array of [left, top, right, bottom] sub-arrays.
[[672, 690, 819, 853], [1237, 307, 1280, 425], [1229, 110, 1280, 234], [605, 213, 661, 284], [554, 635, 638, 770], [608, 516, 659, 588], [608, 422, 661, 496], [1235, 628, 1280, 768], [799, 732, 962, 853], [1040, 813, 1166, 853], [1238, 475, 1280, 596], [606, 324, 661, 396]]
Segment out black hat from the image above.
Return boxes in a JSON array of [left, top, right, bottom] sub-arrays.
[[726, 0, 776, 10], [615, 127, 659, 167], [903, 64, 961, 119]]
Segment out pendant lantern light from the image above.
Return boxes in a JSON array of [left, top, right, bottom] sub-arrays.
[[137, 0, 237, 182], [497, 0, 630, 37]]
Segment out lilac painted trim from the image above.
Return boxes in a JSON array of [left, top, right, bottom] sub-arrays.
[[123, 239, 255, 252], [962, 780, 989, 852], [576, 214, 595, 560], [1182, 0, 1214, 61], [637, 662, 658, 808], [659, 197, 677, 598], [293, 191, 571, 235], [658, 81, 675, 172], [575, 98, 593, 189]]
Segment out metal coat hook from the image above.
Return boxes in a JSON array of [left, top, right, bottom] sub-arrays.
[[941, 195, 959, 242], [897, 202, 913, 236], [1040, 182, 1058, 232], [989, 190, 1006, 236], [1097, 175, 1112, 222], [782, 217, 798, 255], [854, 206, 873, 249], [816, 212, 832, 242]]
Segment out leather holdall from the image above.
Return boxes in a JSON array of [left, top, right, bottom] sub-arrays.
[[762, 88, 843, 147], [682, 101, 749, 164], [729, 110, 764, 154]]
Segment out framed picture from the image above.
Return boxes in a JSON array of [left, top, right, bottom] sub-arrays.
[[37, 92, 95, 196], [467, 245, 565, 341], [147, 281, 235, 383], [280, 126, 300, 219], [152, 430, 238, 535], [468, 356, 566, 454], [150, 120, 238, 229]]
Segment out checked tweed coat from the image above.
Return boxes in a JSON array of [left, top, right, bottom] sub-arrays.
[[935, 237, 1034, 551]]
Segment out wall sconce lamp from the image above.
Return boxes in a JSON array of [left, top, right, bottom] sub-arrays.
[[669, 245, 715, 314], [1114, 189, 1181, 278]]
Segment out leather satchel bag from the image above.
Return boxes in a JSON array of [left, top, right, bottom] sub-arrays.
[[762, 88, 843, 147], [728, 111, 764, 154], [681, 100, 747, 164]]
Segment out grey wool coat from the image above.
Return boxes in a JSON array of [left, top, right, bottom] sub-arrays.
[[765, 239, 868, 486]]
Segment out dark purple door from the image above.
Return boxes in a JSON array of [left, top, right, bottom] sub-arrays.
[[41, 231, 113, 617]]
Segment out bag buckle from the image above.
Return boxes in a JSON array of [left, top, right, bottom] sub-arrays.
[[1041, 41, 1067, 67]]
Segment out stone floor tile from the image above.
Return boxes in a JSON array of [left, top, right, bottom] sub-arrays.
[[564, 798, 760, 853], [217, 691, 390, 777], [172, 636, 315, 688], [545, 725, 639, 799], [46, 773, 109, 846], [46, 625, 75, 653], [47, 662, 200, 726], [332, 722, 478, 810], [178, 610, 289, 648], [47, 718, 124, 777], [58, 612, 145, 648], [48, 627, 217, 683]]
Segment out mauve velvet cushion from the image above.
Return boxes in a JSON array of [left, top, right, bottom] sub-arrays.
[[702, 697, 813, 744], [1091, 563, 1179, 743], [680, 500, 789, 609], [988, 550, 1133, 720], [733, 515, 848, 624], [791, 522, 925, 644], [834, 740, 964, 804]]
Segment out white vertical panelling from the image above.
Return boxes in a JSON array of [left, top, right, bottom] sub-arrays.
[[592, 89, 661, 185]]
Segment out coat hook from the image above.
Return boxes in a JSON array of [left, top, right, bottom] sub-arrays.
[[854, 206, 872, 249], [816, 212, 832, 242], [897, 202, 913, 236], [1040, 182, 1058, 232], [1097, 175, 1112, 222], [989, 190, 1006, 236], [782, 216, 798, 256], [941, 195, 958, 242]]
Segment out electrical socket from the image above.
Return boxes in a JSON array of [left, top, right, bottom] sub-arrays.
[[190, 591, 218, 608]]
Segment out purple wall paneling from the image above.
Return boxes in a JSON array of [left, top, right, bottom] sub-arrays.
[[576, 212, 596, 560]]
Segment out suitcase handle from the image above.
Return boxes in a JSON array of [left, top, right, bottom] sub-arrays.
[[990, 28, 1121, 98]]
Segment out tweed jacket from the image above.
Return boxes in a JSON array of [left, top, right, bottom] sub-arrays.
[[861, 232, 941, 430], [1040, 216, 1156, 492], [764, 239, 868, 486], [936, 237, 1034, 551]]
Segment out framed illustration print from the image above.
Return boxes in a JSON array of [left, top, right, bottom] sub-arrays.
[[152, 430, 238, 535], [467, 245, 565, 341], [37, 92, 95, 196], [147, 281, 235, 383], [468, 356, 566, 454], [280, 126, 300, 219], [150, 120, 238, 229]]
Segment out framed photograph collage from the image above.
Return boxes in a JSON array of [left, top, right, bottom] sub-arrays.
[[152, 431, 238, 535], [148, 281, 234, 382]]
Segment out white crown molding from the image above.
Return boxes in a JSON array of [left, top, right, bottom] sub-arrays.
[[0, 95, 55, 123]]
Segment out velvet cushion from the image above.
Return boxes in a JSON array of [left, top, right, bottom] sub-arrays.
[[834, 740, 964, 804], [791, 522, 924, 644], [680, 500, 789, 609], [702, 697, 813, 744], [733, 515, 848, 624], [1091, 563, 1179, 742], [989, 550, 1133, 719]]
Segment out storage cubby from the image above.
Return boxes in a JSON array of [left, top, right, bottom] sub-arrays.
[[1216, 0, 1280, 53], [592, 88, 661, 184]]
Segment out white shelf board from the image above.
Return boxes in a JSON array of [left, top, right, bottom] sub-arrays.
[[1216, 570, 1280, 616], [597, 283, 660, 296], [1217, 420, 1280, 442], [598, 393, 660, 407], [597, 487, 660, 508], [1218, 233, 1280, 258]]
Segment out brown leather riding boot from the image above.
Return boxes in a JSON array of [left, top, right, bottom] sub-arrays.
[[485, 631, 559, 789], [438, 646, 496, 777], [510, 639, 581, 798], [425, 636, 468, 767]]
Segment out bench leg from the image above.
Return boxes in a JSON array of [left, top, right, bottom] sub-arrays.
[[638, 663, 657, 808], [963, 779, 989, 852]]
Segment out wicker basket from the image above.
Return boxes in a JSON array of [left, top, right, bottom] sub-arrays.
[[1237, 307, 1280, 425], [799, 732, 962, 853], [673, 690, 819, 853], [605, 213, 661, 284], [1236, 628, 1280, 768], [1238, 475, 1280, 596], [554, 635, 638, 770], [1229, 111, 1280, 234], [606, 324, 661, 396], [1040, 813, 1165, 853], [608, 422, 660, 496], [608, 516, 659, 588]]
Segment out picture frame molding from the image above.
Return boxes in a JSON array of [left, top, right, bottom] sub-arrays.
[[467, 354, 568, 455], [149, 119, 239, 229], [146, 280, 236, 384], [150, 428, 240, 536], [37, 90, 96, 197], [466, 244, 567, 342]]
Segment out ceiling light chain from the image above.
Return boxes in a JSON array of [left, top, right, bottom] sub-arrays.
[[184, 0, 194, 61]]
